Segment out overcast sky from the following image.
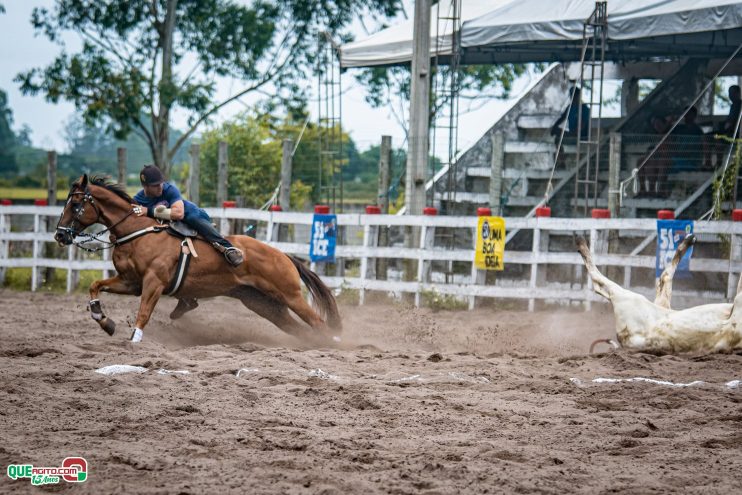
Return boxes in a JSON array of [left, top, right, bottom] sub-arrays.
[[0, 1, 531, 157]]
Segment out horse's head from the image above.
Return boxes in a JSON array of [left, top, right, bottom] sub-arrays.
[[54, 174, 102, 246]]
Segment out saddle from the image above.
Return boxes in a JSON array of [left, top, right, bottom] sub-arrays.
[[166, 221, 199, 239], [163, 221, 199, 297]]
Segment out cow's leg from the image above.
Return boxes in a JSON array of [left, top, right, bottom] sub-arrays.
[[654, 234, 695, 309], [129, 277, 166, 343], [729, 273, 742, 325], [575, 235, 625, 300], [89, 276, 140, 336]]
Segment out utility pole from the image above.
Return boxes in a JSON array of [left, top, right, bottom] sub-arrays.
[[405, 0, 431, 216], [403, 0, 431, 286]]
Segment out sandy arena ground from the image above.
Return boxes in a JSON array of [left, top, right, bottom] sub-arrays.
[[1, 289, 741, 494]]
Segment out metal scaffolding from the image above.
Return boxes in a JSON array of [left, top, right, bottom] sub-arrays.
[[317, 31, 344, 212], [574, 1, 608, 215], [431, 0, 463, 211]]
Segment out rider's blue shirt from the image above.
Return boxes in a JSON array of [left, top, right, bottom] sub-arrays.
[[133, 182, 201, 219]]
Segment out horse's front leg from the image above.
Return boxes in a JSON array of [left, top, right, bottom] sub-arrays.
[[89, 276, 140, 336], [130, 277, 166, 343]]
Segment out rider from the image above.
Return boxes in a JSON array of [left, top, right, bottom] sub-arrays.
[[131, 165, 244, 267]]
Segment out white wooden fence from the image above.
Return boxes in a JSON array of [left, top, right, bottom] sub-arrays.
[[2, 205, 742, 310]]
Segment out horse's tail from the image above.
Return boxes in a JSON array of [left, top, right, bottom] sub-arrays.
[[289, 255, 342, 331]]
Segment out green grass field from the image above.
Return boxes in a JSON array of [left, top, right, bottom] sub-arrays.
[[0, 187, 139, 201], [3, 267, 101, 293]]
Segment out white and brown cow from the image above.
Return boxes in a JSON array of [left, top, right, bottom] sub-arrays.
[[576, 234, 742, 353]]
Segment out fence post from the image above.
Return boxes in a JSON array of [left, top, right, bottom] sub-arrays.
[[415, 207, 437, 307], [608, 133, 621, 219], [117, 147, 127, 186], [728, 210, 742, 300], [279, 139, 293, 241], [267, 204, 282, 242], [528, 207, 552, 311], [588, 209, 611, 310], [469, 207, 491, 310], [377, 136, 392, 280], [44, 151, 58, 286], [217, 141, 228, 207], [32, 213, 40, 291], [490, 132, 505, 216], [0, 209, 9, 285], [360, 205, 381, 306], [189, 144, 200, 204]]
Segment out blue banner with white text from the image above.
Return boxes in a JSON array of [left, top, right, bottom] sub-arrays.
[[309, 214, 337, 262], [656, 219, 693, 278]]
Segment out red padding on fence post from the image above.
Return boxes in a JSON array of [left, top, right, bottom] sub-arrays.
[[476, 207, 491, 216], [0, 199, 12, 206], [314, 205, 330, 214], [732, 209, 742, 222], [222, 200, 237, 208], [34, 199, 48, 206], [657, 210, 675, 220], [423, 207, 438, 216], [535, 206, 551, 218], [268, 204, 282, 212], [591, 208, 610, 219], [365, 205, 381, 214]]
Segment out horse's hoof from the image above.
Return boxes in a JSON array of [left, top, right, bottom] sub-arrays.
[[101, 317, 116, 336], [130, 328, 143, 343], [169, 298, 199, 320]]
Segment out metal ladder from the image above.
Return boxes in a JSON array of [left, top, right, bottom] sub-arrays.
[[574, 1, 608, 216], [431, 0, 462, 283], [317, 32, 344, 212]]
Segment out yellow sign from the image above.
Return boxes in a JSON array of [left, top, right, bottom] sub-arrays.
[[474, 216, 505, 270]]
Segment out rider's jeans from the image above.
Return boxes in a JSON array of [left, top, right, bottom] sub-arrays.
[[184, 209, 233, 249]]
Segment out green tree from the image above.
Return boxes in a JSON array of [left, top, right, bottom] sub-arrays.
[[274, 119, 353, 205], [0, 90, 18, 176], [63, 114, 190, 182], [16, 0, 401, 179], [200, 114, 285, 208]]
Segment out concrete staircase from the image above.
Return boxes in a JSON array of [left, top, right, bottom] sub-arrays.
[[431, 59, 718, 220]]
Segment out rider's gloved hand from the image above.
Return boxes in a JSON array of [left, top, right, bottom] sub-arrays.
[[131, 204, 145, 216], [154, 205, 173, 220]]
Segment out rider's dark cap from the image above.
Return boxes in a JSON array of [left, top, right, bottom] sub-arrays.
[[140, 165, 165, 185]]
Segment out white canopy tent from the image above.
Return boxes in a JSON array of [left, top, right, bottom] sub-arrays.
[[340, 0, 742, 67]]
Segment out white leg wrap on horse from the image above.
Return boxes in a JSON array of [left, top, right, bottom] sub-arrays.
[[130, 328, 143, 343], [89, 299, 103, 320]]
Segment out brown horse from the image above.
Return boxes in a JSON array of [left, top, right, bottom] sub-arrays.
[[54, 174, 342, 343]]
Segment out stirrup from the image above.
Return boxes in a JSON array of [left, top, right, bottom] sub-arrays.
[[224, 247, 244, 266]]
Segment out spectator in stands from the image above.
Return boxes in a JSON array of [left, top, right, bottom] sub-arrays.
[[637, 115, 673, 198], [708, 85, 741, 167], [721, 84, 742, 137], [550, 87, 590, 145], [670, 106, 705, 171]]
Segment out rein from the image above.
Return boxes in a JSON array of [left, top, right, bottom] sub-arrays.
[[57, 186, 163, 252]]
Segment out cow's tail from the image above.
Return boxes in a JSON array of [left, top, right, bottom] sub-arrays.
[[289, 255, 342, 332]]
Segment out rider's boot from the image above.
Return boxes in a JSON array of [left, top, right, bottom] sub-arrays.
[[212, 242, 244, 267]]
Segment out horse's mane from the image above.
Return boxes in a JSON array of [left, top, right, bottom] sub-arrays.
[[77, 175, 133, 203]]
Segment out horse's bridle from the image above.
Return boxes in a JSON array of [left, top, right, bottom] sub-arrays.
[[56, 185, 136, 250]]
